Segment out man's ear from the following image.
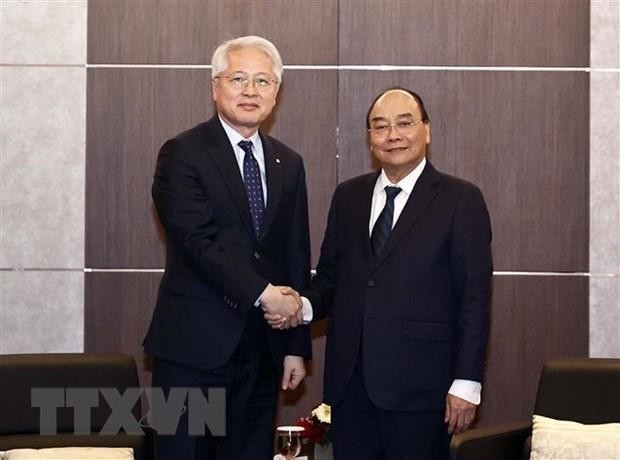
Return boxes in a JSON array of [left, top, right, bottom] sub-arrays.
[[211, 80, 218, 102]]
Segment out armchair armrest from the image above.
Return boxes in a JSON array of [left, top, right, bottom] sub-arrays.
[[450, 420, 531, 460]]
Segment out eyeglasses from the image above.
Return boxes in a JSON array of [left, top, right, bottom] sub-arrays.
[[368, 119, 424, 137], [214, 74, 278, 92]]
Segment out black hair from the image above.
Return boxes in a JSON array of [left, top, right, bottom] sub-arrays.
[[366, 87, 430, 129]]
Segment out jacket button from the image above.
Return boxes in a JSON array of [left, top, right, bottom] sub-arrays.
[[367, 280, 375, 287], [254, 251, 261, 260]]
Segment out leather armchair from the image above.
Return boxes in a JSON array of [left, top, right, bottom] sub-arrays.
[[450, 357, 620, 460], [0, 353, 152, 460]]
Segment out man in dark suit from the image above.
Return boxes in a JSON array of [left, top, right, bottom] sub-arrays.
[[143, 35, 311, 460], [276, 88, 492, 459]]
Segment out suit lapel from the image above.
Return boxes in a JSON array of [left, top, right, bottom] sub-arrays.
[[202, 117, 254, 237], [260, 134, 283, 240], [372, 162, 441, 270]]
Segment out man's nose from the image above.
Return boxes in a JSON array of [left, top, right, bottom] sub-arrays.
[[386, 128, 402, 141], [242, 81, 259, 96]]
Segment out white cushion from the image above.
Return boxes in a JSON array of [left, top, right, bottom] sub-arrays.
[[530, 414, 620, 459], [1, 448, 133, 460]]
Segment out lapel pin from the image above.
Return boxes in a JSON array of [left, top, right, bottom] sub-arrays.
[[275, 158, 281, 164]]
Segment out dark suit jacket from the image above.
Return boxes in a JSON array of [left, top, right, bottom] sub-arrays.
[[144, 116, 311, 371], [305, 161, 492, 411]]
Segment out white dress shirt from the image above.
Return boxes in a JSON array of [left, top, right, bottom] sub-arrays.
[[302, 157, 482, 405], [368, 158, 426, 235], [218, 115, 267, 201]]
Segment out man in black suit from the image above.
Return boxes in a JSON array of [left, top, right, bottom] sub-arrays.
[[275, 88, 492, 459], [144, 35, 311, 460]]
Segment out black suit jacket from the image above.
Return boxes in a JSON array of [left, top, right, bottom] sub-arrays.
[[305, 161, 492, 411], [144, 116, 311, 371]]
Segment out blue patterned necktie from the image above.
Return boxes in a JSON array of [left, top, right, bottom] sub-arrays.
[[370, 186, 402, 258], [238, 140, 265, 238]]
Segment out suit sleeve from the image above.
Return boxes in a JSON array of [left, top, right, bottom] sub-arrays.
[[152, 139, 268, 314], [450, 185, 493, 382], [284, 161, 313, 358], [303, 188, 339, 322]]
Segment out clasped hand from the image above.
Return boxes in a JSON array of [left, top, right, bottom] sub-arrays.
[[260, 284, 303, 330]]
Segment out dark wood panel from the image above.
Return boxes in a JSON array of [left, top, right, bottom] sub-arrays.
[[88, 0, 337, 65], [216, 0, 338, 65], [339, 0, 589, 67], [266, 70, 338, 267], [477, 275, 589, 427], [86, 68, 213, 268], [86, 69, 335, 268], [338, 70, 589, 272], [453, 71, 589, 273], [88, 0, 218, 64], [339, 0, 458, 66], [84, 272, 162, 389]]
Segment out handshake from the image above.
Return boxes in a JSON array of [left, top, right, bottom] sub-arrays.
[[260, 284, 304, 330]]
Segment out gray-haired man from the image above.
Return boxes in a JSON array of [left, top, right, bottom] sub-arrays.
[[144, 35, 311, 459]]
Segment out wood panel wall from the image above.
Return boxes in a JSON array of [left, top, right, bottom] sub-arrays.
[[85, 0, 590, 430]]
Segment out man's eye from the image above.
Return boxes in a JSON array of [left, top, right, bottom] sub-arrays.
[[230, 77, 245, 84], [255, 78, 270, 87], [398, 121, 413, 128], [374, 125, 389, 132]]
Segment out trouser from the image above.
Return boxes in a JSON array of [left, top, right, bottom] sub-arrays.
[[152, 309, 278, 460], [331, 357, 450, 460]]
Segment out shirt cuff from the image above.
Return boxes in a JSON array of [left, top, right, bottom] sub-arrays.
[[448, 379, 482, 405], [301, 296, 313, 323], [255, 284, 272, 307]]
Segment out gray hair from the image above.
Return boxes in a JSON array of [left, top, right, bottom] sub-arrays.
[[211, 35, 283, 82]]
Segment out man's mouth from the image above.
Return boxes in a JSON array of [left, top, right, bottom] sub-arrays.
[[238, 103, 260, 110], [386, 146, 407, 153]]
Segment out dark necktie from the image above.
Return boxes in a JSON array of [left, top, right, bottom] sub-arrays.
[[370, 186, 402, 258], [238, 140, 265, 238]]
